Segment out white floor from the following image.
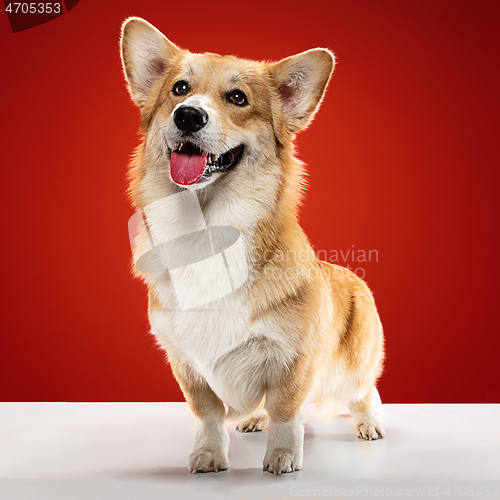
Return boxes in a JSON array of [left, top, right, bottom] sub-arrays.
[[0, 403, 498, 499]]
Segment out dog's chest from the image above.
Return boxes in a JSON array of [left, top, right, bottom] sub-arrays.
[[142, 205, 283, 412], [149, 285, 287, 414], [149, 287, 253, 370]]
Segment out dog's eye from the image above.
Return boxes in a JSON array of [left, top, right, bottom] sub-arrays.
[[227, 90, 248, 107], [172, 80, 190, 96]]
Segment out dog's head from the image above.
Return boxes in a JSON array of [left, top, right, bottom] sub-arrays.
[[121, 17, 334, 196]]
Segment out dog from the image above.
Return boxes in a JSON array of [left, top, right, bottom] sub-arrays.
[[120, 17, 385, 474]]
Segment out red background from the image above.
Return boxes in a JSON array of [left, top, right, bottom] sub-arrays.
[[1, 1, 499, 403]]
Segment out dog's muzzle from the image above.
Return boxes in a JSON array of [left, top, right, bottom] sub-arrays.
[[168, 104, 244, 187]]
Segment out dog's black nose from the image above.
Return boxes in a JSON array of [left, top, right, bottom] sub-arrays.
[[173, 106, 209, 134]]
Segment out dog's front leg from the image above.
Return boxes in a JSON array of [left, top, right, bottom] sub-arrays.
[[263, 415, 304, 474], [171, 360, 229, 473], [263, 368, 310, 474]]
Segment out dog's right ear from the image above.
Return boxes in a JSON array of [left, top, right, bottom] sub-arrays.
[[120, 17, 181, 108]]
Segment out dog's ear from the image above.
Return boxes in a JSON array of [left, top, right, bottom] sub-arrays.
[[120, 17, 181, 107], [271, 49, 335, 134]]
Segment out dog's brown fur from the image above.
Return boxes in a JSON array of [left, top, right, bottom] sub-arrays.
[[121, 17, 384, 474]]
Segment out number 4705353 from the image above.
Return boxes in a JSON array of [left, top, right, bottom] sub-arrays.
[[5, 3, 62, 14]]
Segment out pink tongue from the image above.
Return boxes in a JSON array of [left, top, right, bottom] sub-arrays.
[[170, 145, 208, 186]]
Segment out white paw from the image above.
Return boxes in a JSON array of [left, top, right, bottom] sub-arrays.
[[263, 417, 304, 474], [188, 449, 229, 474], [236, 413, 269, 433], [189, 415, 230, 473], [356, 422, 385, 440], [263, 449, 301, 474]]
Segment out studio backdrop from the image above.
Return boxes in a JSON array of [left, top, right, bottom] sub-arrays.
[[0, 0, 499, 403]]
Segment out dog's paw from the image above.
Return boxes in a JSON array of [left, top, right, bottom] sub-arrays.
[[356, 422, 385, 440], [188, 449, 229, 474], [263, 449, 301, 474], [236, 413, 269, 433]]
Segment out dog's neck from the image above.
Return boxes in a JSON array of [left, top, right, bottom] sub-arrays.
[[133, 141, 311, 264]]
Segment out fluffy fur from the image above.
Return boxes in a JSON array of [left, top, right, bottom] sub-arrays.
[[121, 17, 385, 474]]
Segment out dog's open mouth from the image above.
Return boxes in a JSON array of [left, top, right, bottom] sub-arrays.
[[169, 142, 244, 186]]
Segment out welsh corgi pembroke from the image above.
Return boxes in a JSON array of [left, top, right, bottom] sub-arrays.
[[121, 17, 385, 474]]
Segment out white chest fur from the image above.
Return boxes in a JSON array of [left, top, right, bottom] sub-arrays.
[[149, 289, 278, 414], [137, 188, 285, 413]]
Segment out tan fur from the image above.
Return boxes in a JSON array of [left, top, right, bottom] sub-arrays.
[[170, 358, 225, 420], [121, 17, 384, 474]]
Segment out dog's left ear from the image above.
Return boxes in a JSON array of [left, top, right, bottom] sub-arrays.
[[271, 49, 335, 134]]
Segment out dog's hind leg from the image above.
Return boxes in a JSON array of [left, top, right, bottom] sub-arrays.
[[170, 359, 230, 473], [327, 267, 385, 441], [236, 410, 269, 432], [348, 392, 385, 440]]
